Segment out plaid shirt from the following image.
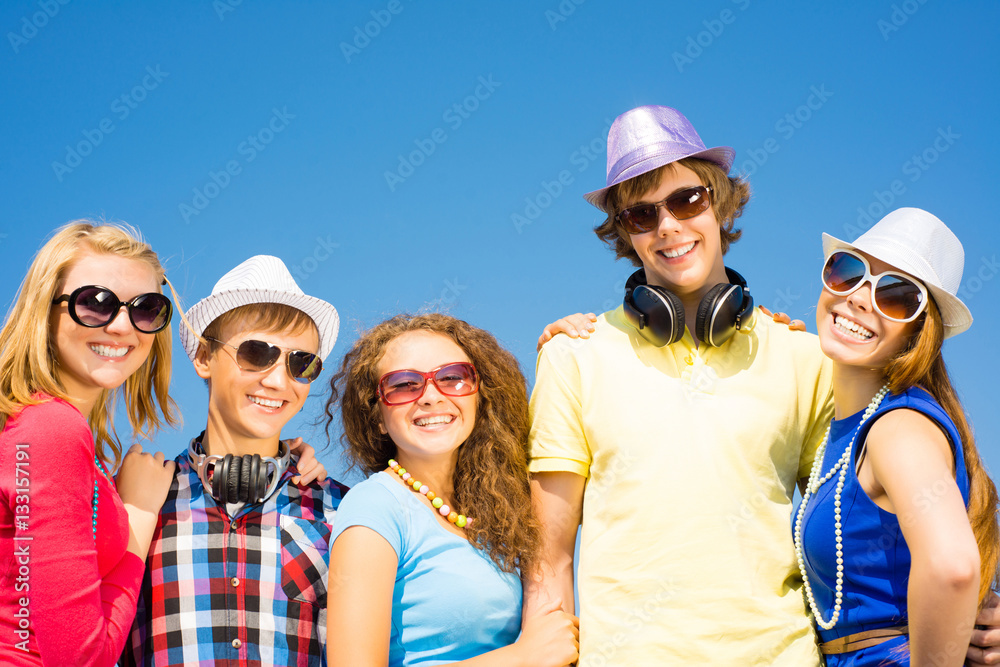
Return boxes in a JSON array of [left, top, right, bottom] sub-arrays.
[[120, 444, 348, 667]]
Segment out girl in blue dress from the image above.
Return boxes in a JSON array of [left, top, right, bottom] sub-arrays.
[[324, 314, 579, 666], [794, 207, 999, 666]]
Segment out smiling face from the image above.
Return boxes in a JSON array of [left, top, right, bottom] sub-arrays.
[[195, 319, 318, 453], [817, 250, 921, 372], [626, 163, 729, 298], [49, 250, 160, 411], [376, 330, 477, 465]]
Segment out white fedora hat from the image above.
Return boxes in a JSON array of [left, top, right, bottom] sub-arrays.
[[180, 255, 340, 361], [822, 207, 972, 339]]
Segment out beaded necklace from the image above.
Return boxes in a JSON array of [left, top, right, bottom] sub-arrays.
[[93, 455, 112, 541], [388, 459, 472, 529], [793, 385, 888, 630]]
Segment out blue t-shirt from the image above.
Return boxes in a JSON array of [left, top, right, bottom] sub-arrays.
[[798, 387, 970, 666], [329, 472, 521, 666]]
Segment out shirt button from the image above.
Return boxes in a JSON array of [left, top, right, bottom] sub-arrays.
[[231, 577, 239, 587], [230, 521, 238, 530], [232, 639, 242, 649]]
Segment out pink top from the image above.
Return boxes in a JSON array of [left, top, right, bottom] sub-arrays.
[[0, 397, 145, 666]]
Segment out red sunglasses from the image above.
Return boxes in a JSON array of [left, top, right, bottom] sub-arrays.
[[377, 362, 479, 406]]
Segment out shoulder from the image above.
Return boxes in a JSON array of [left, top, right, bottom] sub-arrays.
[[338, 473, 404, 515], [865, 394, 953, 458], [538, 307, 635, 363], [753, 310, 824, 356], [7, 395, 88, 429], [331, 473, 408, 553], [1, 396, 92, 453]]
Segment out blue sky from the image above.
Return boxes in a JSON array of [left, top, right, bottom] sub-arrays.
[[1, 1, 998, 483]]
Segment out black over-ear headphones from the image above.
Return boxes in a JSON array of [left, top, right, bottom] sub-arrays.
[[188, 436, 291, 505], [623, 267, 754, 347]]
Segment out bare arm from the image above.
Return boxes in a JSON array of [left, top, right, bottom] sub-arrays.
[[865, 410, 980, 667], [326, 526, 579, 667], [523, 471, 586, 618], [116, 444, 176, 562], [326, 526, 397, 666]]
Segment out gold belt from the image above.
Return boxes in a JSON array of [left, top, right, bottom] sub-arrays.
[[818, 625, 908, 655]]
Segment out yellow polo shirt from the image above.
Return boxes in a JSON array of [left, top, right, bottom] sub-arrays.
[[528, 306, 834, 666]]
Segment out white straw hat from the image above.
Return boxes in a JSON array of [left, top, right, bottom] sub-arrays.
[[822, 207, 972, 339], [180, 255, 340, 361]]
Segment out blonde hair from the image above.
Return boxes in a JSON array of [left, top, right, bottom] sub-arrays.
[[886, 299, 999, 607], [0, 221, 179, 469]]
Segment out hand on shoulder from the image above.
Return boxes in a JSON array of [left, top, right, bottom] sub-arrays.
[[537, 313, 598, 351]]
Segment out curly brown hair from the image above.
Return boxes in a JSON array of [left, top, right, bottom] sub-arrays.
[[323, 313, 540, 573], [594, 157, 751, 265]]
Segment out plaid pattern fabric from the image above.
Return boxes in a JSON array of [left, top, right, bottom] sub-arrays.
[[120, 445, 348, 667]]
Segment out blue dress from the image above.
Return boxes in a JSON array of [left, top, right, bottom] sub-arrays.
[[328, 472, 522, 666], [797, 387, 970, 666]]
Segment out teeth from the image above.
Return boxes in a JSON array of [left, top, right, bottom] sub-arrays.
[[834, 315, 874, 340], [90, 344, 129, 358], [249, 396, 282, 409], [414, 415, 455, 427], [660, 241, 695, 258]]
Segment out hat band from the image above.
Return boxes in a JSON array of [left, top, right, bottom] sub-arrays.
[[607, 141, 707, 187]]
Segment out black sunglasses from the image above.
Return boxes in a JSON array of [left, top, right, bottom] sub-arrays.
[[52, 285, 172, 334], [615, 185, 714, 234], [205, 337, 323, 384]]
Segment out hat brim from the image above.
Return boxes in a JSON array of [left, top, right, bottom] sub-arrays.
[[180, 288, 340, 361], [583, 145, 735, 212], [821, 233, 972, 339]]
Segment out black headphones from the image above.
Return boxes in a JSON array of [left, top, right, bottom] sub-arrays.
[[622, 267, 754, 347], [188, 436, 291, 505]]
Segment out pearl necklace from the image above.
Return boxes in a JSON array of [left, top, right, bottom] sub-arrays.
[[388, 459, 472, 529], [792, 385, 889, 630], [93, 455, 112, 542]]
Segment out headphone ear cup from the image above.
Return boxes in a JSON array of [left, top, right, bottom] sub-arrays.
[[250, 454, 265, 502], [214, 456, 231, 504], [227, 456, 242, 505], [631, 285, 685, 347], [238, 455, 253, 503], [696, 283, 744, 347]]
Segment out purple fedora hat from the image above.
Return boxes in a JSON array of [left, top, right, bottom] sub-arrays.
[[583, 105, 735, 211]]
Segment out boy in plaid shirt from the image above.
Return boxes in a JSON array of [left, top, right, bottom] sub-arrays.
[[121, 256, 347, 666]]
